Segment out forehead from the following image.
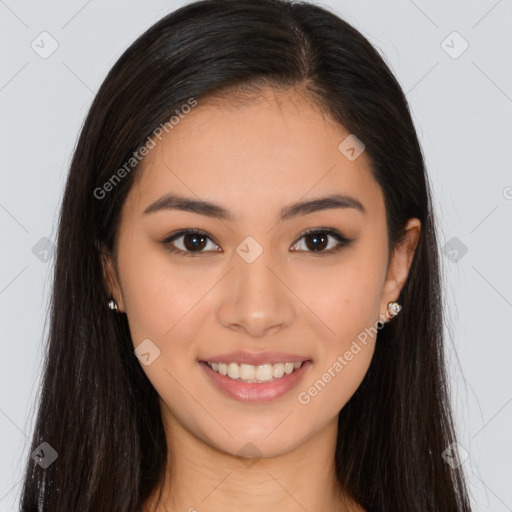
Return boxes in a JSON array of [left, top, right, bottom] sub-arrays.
[[126, 87, 384, 220]]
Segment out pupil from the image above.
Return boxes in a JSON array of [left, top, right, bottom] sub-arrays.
[[306, 232, 327, 251], [184, 234, 207, 251]]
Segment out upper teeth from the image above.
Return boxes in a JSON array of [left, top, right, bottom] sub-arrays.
[[207, 361, 303, 383]]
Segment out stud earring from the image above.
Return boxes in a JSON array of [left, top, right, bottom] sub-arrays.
[[108, 298, 119, 312], [387, 301, 402, 317]]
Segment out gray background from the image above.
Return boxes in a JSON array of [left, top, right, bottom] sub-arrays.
[[1, 0, 511, 510]]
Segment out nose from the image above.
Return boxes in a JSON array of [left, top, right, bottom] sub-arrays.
[[215, 249, 296, 338]]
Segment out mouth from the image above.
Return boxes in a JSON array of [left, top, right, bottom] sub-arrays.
[[198, 354, 312, 403], [205, 360, 305, 383]]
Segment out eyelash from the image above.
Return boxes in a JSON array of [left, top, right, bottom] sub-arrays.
[[161, 227, 354, 257]]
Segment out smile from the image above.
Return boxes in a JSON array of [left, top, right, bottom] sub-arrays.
[[206, 361, 303, 383], [200, 358, 312, 403]]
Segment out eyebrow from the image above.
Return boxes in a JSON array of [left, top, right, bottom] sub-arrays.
[[143, 192, 365, 220]]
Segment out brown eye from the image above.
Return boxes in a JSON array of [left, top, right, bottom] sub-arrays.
[[182, 232, 208, 251], [162, 227, 353, 257], [291, 228, 353, 254], [162, 229, 221, 255], [304, 232, 329, 251]]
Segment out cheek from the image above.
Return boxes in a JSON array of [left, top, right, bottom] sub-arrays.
[[297, 255, 385, 346], [291, 252, 385, 414], [117, 245, 218, 417], [294, 268, 382, 419], [117, 241, 212, 345], [295, 345, 375, 429]]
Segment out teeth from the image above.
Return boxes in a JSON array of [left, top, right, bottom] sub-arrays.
[[240, 364, 255, 380], [227, 363, 240, 379], [206, 361, 304, 383], [273, 363, 284, 379]]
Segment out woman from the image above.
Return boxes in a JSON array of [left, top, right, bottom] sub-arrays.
[[19, 0, 473, 510]]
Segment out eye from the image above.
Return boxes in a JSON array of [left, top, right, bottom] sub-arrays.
[[290, 228, 354, 254], [161, 227, 354, 257], [162, 229, 221, 256]]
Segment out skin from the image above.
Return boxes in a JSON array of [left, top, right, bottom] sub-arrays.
[[103, 86, 420, 512]]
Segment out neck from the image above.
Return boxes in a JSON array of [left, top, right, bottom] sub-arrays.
[[142, 409, 363, 512]]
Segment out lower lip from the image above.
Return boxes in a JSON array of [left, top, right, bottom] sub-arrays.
[[199, 361, 312, 403]]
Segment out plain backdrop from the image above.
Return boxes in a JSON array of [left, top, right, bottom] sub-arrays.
[[1, 0, 511, 510]]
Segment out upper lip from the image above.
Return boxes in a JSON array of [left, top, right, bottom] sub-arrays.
[[199, 351, 311, 366]]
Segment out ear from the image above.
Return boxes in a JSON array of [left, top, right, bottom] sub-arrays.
[[379, 218, 421, 321], [98, 243, 125, 313]]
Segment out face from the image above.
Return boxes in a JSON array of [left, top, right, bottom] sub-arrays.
[[104, 87, 420, 459]]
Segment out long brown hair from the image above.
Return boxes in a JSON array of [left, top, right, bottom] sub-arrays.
[[19, 1, 472, 510]]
